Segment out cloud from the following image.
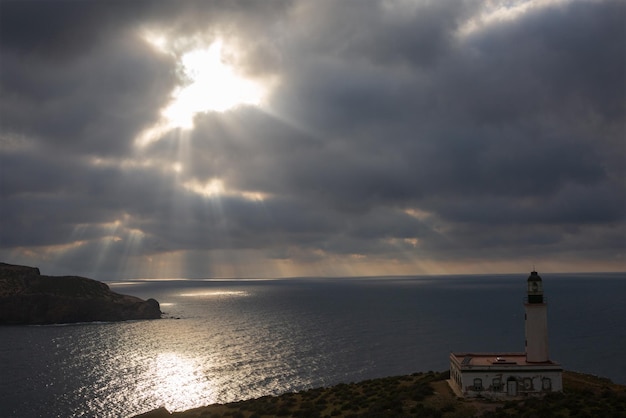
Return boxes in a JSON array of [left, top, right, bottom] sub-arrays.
[[0, 0, 624, 279], [1, 35, 176, 156]]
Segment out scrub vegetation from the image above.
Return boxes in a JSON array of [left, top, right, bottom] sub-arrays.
[[136, 371, 626, 418], [481, 371, 626, 418]]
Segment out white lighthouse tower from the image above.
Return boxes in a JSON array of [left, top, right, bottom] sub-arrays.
[[525, 270, 549, 363], [450, 270, 562, 397]]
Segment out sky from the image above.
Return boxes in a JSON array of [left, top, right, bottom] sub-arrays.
[[0, 0, 624, 280]]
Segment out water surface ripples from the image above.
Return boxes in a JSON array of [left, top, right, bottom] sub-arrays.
[[1, 274, 624, 417]]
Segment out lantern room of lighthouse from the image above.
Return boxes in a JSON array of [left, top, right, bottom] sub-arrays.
[[527, 270, 544, 303]]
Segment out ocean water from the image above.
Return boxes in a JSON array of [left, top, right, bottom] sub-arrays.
[[1, 273, 624, 417]]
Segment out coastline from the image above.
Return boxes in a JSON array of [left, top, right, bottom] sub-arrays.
[[134, 370, 626, 418], [0, 263, 161, 324]]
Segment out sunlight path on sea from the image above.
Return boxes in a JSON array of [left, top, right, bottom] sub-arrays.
[[79, 285, 334, 416], [2, 274, 625, 417], [149, 353, 216, 411]]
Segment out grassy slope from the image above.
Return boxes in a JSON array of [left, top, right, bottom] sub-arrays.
[[135, 370, 626, 418]]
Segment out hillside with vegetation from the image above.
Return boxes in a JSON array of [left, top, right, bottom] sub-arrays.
[[136, 370, 625, 418]]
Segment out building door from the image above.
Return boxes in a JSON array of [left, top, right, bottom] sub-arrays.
[[507, 378, 517, 396]]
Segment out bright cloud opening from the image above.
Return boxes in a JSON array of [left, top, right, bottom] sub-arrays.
[[458, 0, 569, 38], [163, 39, 265, 129], [183, 178, 225, 198], [136, 35, 268, 146], [182, 178, 269, 202]]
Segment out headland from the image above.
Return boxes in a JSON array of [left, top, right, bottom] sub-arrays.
[[0, 262, 161, 325]]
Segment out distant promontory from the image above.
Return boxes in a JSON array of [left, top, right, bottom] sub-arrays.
[[0, 263, 161, 325]]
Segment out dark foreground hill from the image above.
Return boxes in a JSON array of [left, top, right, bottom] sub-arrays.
[[0, 263, 161, 324], [135, 370, 626, 418]]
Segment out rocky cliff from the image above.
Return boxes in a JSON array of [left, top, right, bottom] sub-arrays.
[[0, 263, 161, 325]]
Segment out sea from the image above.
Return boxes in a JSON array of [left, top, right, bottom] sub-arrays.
[[1, 273, 624, 417]]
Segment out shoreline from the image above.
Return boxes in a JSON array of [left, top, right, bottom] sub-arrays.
[[134, 370, 626, 418]]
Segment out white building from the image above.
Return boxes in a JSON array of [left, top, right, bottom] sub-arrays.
[[449, 271, 563, 398]]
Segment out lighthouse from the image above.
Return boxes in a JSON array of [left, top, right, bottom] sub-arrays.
[[449, 270, 562, 397], [525, 270, 549, 363]]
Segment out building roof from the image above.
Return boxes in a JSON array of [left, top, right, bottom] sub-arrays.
[[451, 352, 562, 369]]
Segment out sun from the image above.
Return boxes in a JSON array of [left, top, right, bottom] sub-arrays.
[[142, 34, 266, 131], [163, 40, 265, 129]]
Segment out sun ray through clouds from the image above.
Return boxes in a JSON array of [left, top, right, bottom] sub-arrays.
[[135, 32, 272, 147]]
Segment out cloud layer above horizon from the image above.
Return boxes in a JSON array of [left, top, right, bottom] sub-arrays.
[[1, 0, 624, 279]]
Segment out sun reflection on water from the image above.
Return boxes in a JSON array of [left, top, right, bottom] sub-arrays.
[[150, 352, 216, 412], [178, 290, 249, 298]]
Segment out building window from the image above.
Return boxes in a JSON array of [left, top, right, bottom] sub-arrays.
[[523, 378, 533, 391], [542, 377, 552, 391], [492, 378, 503, 391], [473, 378, 483, 391]]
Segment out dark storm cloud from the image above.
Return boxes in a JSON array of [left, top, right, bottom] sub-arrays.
[[0, 0, 624, 278], [0, 1, 144, 57], [1, 37, 176, 155], [0, 148, 173, 248], [266, 0, 625, 208], [0, 0, 289, 55]]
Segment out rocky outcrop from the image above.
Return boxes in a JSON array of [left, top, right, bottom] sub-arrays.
[[0, 263, 161, 325]]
